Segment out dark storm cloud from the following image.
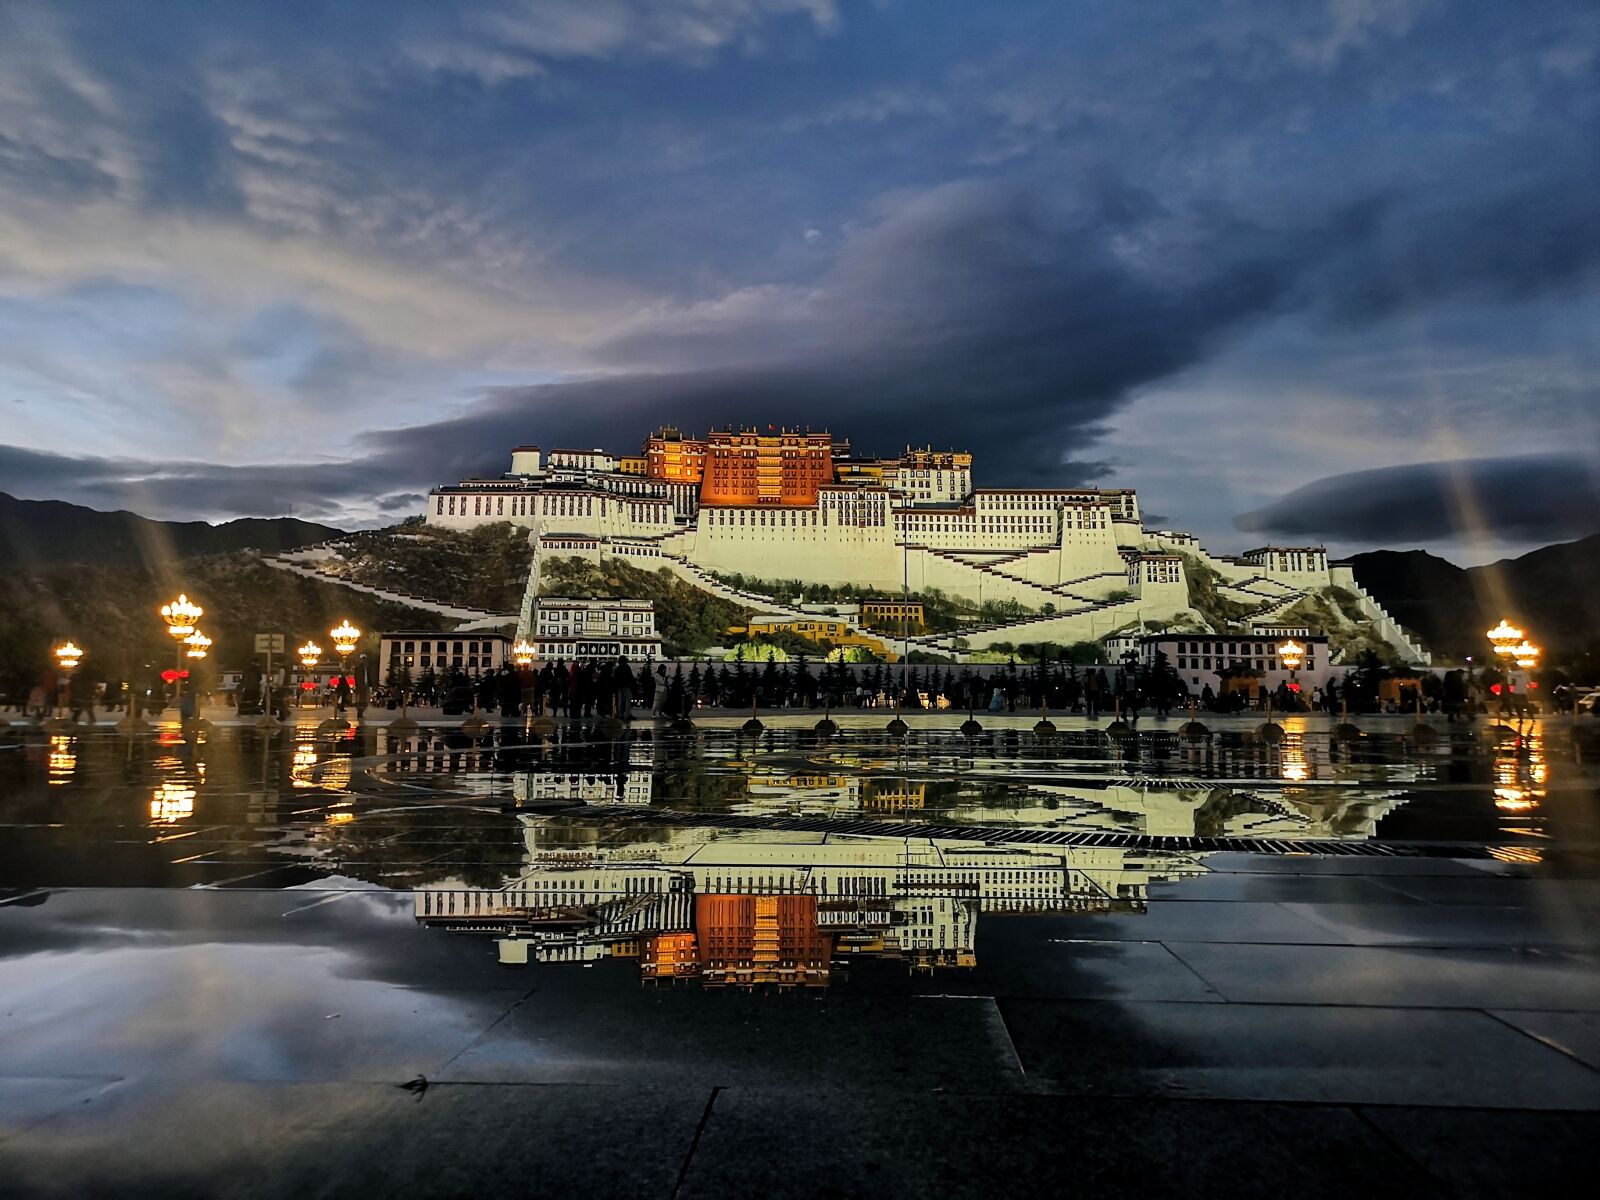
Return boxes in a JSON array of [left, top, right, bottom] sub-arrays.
[[364, 180, 1311, 481], [365, 165, 1600, 487], [1235, 455, 1600, 543], [0, 444, 399, 523], [1312, 165, 1600, 324]]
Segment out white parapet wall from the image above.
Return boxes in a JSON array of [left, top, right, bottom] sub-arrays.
[[1327, 564, 1433, 664]]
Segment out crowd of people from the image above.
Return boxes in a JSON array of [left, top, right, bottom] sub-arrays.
[[4, 653, 1569, 724]]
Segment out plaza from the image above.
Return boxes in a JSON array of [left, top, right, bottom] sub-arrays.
[[1, 708, 1597, 1196]]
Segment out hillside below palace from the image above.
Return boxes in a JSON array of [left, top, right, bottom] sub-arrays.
[[425, 425, 1428, 662]]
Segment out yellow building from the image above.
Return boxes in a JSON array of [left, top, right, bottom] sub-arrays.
[[732, 618, 894, 660], [859, 600, 926, 631]]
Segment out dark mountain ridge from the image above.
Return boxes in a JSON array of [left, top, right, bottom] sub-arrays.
[[0, 492, 344, 567], [1350, 532, 1600, 660]]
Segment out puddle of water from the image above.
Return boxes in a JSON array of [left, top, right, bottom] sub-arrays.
[[2, 719, 1592, 990]]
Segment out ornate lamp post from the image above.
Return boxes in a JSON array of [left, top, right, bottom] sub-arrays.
[[509, 637, 537, 733], [184, 630, 211, 660], [330, 621, 361, 661], [298, 641, 321, 710], [1278, 639, 1304, 710], [1484, 619, 1524, 725], [160, 593, 202, 719], [1512, 641, 1540, 722], [327, 621, 360, 726], [512, 638, 536, 669], [1278, 639, 1303, 673], [39, 640, 84, 729]]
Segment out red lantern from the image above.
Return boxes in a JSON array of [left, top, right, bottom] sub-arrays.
[[1489, 683, 1503, 696], [160, 669, 179, 683], [300, 681, 316, 691], [1287, 681, 1301, 693]]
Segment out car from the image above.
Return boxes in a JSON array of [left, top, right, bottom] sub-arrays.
[[1577, 690, 1600, 715]]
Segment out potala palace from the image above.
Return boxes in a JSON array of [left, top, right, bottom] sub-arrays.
[[425, 425, 1428, 662]]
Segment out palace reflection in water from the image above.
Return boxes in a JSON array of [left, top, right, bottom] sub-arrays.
[[1, 717, 1566, 963], [414, 818, 1209, 986], [395, 720, 1550, 989]]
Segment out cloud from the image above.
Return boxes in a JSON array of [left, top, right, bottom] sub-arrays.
[[404, 0, 841, 83], [1311, 168, 1600, 325], [0, 444, 402, 525], [1234, 454, 1600, 543], [9, 160, 1594, 532], [0, 0, 1595, 554]]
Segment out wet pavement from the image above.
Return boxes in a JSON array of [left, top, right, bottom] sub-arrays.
[[1, 711, 1598, 1197]]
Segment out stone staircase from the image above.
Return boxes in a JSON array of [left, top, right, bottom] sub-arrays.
[[918, 547, 1087, 610], [1343, 581, 1432, 664]]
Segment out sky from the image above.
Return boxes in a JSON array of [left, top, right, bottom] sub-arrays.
[[0, 0, 1595, 564]]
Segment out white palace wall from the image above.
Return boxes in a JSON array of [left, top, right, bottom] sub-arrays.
[[680, 507, 903, 590]]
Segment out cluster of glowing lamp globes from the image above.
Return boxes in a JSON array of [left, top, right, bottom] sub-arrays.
[[53, 640, 83, 672], [1487, 620, 1540, 671], [160, 592, 211, 663], [1278, 640, 1305, 673], [296, 622, 363, 699]]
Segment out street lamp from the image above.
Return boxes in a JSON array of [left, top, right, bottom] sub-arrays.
[[160, 593, 203, 715], [162, 593, 203, 639], [506, 638, 537, 734], [39, 640, 85, 728], [1512, 641, 1540, 671], [184, 630, 211, 659], [298, 641, 321, 710], [54, 640, 83, 671], [1278, 639, 1304, 709], [328, 621, 360, 723], [330, 620, 361, 659], [1278, 639, 1304, 672]]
